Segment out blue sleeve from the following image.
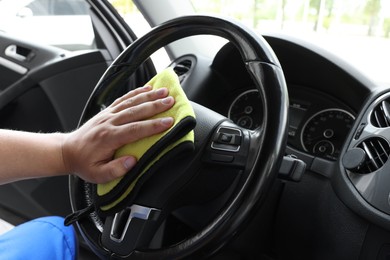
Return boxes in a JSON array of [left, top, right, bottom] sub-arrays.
[[0, 216, 77, 260]]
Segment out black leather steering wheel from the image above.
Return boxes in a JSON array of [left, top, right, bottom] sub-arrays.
[[69, 15, 288, 259]]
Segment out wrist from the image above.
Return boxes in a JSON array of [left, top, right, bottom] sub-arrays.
[[59, 132, 73, 174]]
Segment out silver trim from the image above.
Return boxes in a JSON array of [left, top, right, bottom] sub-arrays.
[[110, 204, 158, 243], [300, 108, 356, 153], [228, 89, 259, 119], [345, 92, 390, 215], [0, 57, 28, 74], [211, 126, 242, 152], [5, 45, 28, 62]]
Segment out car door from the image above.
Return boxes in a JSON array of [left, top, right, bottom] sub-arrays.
[[0, 0, 155, 224]]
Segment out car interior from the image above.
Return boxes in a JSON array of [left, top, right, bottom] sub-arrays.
[[0, 0, 390, 259]]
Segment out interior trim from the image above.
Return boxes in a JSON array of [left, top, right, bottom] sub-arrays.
[[0, 57, 28, 74]]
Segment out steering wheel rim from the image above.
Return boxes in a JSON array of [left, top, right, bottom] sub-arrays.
[[69, 15, 288, 259]]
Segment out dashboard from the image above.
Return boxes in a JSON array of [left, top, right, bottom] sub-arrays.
[[192, 39, 364, 163], [178, 36, 390, 236], [226, 85, 355, 161], [184, 36, 390, 235]]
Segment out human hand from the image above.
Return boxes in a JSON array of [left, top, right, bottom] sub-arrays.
[[61, 85, 175, 184]]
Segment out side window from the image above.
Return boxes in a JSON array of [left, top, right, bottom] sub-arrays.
[[109, 0, 169, 71], [108, 0, 151, 38], [0, 0, 95, 51]]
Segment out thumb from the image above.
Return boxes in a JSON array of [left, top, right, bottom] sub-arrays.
[[98, 156, 137, 183]]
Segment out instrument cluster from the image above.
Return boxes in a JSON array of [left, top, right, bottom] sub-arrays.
[[227, 86, 355, 161]]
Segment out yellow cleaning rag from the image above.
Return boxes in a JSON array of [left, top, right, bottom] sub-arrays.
[[95, 67, 196, 215]]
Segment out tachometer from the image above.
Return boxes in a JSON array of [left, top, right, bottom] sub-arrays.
[[300, 108, 355, 160], [228, 89, 263, 130]]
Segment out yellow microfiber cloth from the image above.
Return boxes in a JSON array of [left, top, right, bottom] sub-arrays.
[[96, 67, 196, 215], [64, 68, 196, 224]]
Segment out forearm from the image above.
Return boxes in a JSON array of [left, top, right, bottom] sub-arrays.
[[0, 130, 67, 184], [0, 86, 175, 185]]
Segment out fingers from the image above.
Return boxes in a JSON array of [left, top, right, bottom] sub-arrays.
[[93, 116, 175, 183], [114, 116, 174, 146], [66, 84, 177, 184], [110, 86, 169, 113], [113, 96, 175, 126], [108, 86, 174, 126], [86, 156, 137, 184], [110, 85, 152, 107], [107, 156, 138, 181]]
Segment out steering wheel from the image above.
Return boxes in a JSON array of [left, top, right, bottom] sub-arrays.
[[69, 15, 288, 259]]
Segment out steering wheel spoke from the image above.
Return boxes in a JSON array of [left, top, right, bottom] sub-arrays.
[[203, 121, 252, 169], [100, 204, 163, 256]]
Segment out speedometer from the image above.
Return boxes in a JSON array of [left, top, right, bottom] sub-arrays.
[[228, 89, 263, 130], [300, 108, 355, 160]]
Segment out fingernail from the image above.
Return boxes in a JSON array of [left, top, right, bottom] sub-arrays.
[[161, 117, 174, 126], [161, 96, 173, 105], [156, 88, 167, 96], [143, 85, 152, 90], [124, 156, 136, 170]]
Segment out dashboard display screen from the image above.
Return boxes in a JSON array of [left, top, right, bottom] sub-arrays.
[[288, 102, 308, 137]]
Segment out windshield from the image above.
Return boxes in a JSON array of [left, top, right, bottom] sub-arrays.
[[190, 0, 390, 84]]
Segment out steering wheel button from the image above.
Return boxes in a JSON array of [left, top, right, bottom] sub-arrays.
[[219, 133, 233, 143], [212, 127, 243, 151]]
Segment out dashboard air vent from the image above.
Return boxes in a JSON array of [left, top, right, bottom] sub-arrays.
[[173, 59, 192, 82], [354, 137, 390, 174], [371, 99, 390, 127]]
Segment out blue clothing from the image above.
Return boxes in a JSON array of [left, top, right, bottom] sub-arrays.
[[0, 216, 77, 259]]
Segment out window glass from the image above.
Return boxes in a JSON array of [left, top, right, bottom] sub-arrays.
[[191, 0, 390, 84], [108, 0, 151, 38], [0, 0, 95, 51], [108, 0, 170, 71]]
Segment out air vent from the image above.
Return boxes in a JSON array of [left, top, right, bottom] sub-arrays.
[[371, 99, 390, 127], [172, 59, 192, 82], [353, 137, 390, 174]]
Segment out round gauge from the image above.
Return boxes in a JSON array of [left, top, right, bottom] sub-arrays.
[[301, 108, 355, 160], [228, 89, 263, 130]]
